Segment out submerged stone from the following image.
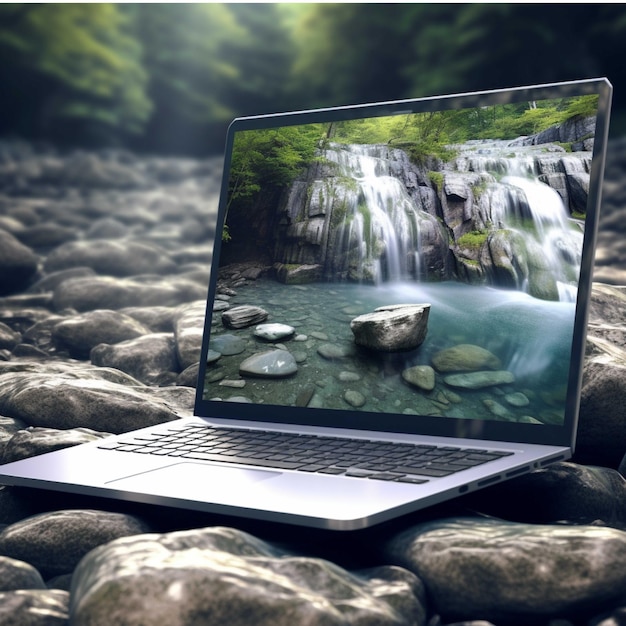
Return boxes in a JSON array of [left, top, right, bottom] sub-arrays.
[[239, 349, 297, 378], [432, 344, 502, 372], [402, 365, 436, 391], [444, 370, 515, 389]]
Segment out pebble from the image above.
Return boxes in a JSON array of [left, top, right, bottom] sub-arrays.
[[253, 323, 295, 341], [239, 349, 298, 378], [444, 370, 515, 389]]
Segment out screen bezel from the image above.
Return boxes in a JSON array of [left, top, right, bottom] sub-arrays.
[[194, 78, 613, 449]]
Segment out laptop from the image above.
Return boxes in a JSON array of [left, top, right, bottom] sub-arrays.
[[0, 78, 612, 530]]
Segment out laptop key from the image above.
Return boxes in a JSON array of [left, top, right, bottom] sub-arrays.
[[180, 452, 304, 470]]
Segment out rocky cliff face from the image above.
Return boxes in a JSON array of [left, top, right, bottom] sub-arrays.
[[270, 117, 595, 301]]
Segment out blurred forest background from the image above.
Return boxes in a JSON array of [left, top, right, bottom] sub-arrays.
[[1, 3, 624, 156]]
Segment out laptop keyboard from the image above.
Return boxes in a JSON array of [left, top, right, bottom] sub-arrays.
[[97, 423, 514, 484]]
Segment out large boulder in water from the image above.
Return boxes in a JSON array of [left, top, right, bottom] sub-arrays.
[[350, 304, 430, 352]]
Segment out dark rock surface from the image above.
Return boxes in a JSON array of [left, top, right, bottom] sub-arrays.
[[0, 138, 624, 624]]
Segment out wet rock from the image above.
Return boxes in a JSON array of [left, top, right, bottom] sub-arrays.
[[52, 275, 206, 312], [274, 262, 323, 284], [253, 323, 295, 341], [222, 305, 268, 329], [26, 266, 96, 294], [239, 349, 297, 378], [0, 589, 69, 625], [0, 556, 46, 591], [70, 526, 426, 626], [210, 333, 246, 356], [0, 361, 187, 433], [16, 223, 78, 250], [1, 427, 109, 463], [384, 517, 626, 623], [402, 365, 436, 391], [317, 342, 355, 360], [0, 322, 21, 351], [0, 230, 39, 296], [444, 370, 515, 389], [118, 305, 179, 333], [0, 510, 150, 579], [350, 304, 430, 352], [466, 462, 626, 530], [90, 333, 178, 385], [51, 309, 151, 358], [344, 389, 366, 407], [173, 301, 205, 370], [44, 239, 176, 277], [432, 344, 502, 372]]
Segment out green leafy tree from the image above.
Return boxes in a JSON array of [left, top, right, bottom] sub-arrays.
[[0, 4, 150, 141]]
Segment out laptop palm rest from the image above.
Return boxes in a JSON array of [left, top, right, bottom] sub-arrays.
[[106, 463, 282, 499]]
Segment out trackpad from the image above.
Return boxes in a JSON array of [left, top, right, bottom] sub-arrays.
[[107, 463, 282, 501]]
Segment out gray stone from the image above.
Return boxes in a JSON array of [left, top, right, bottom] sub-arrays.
[[444, 370, 515, 389], [467, 462, 626, 530], [26, 267, 97, 294], [210, 334, 246, 356], [174, 301, 206, 369], [344, 390, 366, 408], [0, 589, 69, 625], [0, 322, 20, 351], [51, 309, 151, 359], [274, 263, 323, 284], [90, 333, 178, 384], [1, 427, 109, 464], [0, 361, 187, 433], [119, 306, 179, 332], [0, 556, 45, 592], [16, 223, 77, 250], [504, 392, 529, 407], [350, 304, 430, 352], [239, 349, 297, 378], [385, 517, 626, 623], [0, 230, 39, 296], [44, 239, 176, 277], [70, 526, 426, 626], [0, 510, 150, 579], [402, 365, 436, 391], [317, 342, 355, 360], [253, 323, 295, 341], [52, 276, 206, 313], [432, 344, 502, 372], [222, 305, 268, 329]]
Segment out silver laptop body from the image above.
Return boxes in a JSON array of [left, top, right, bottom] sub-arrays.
[[0, 79, 612, 530]]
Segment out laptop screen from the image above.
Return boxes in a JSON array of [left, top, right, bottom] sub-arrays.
[[196, 79, 612, 447]]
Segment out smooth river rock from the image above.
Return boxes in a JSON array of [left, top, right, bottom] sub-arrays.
[[384, 517, 626, 623], [70, 526, 427, 626], [89, 333, 179, 385], [253, 323, 295, 341], [350, 304, 430, 352], [51, 309, 152, 359], [0, 510, 151, 579], [0, 229, 39, 296], [432, 344, 502, 372], [444, 370, 515, 389], [239, 349, 297, 378]]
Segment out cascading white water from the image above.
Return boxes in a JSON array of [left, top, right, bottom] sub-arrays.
[[324, 144, 425, 282]]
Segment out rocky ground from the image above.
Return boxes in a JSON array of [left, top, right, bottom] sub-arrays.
[[0, 137, 625, 625]]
